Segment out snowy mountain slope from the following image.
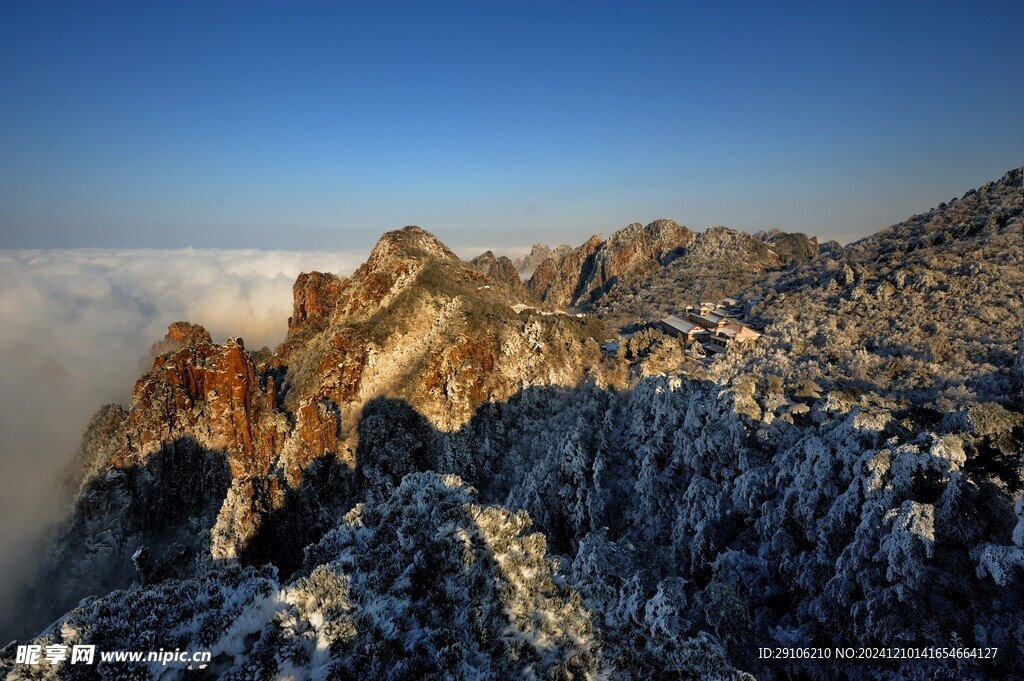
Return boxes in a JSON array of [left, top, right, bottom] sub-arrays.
[[2, 170, 1022, 680]]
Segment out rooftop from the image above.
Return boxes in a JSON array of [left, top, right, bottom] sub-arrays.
[[661, 315, 709, 335]]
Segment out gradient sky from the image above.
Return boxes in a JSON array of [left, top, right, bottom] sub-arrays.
[[0, 1, 1021, 251]]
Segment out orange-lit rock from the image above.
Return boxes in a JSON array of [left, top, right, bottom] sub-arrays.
[[289, 271, 343, 333]]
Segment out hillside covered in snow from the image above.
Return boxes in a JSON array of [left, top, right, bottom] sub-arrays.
[[2, 169, 1022, 680]]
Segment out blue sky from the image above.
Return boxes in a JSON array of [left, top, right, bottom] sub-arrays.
[[0, 1, 1021, 251]]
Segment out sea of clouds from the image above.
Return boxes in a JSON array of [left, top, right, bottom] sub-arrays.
[[0, 248, 367, 581]]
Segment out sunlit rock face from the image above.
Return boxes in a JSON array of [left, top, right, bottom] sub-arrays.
[[467, 249, 528, 299], [149, 320, 213, 354], [11, 225, 618, 640], [124, 334, 285, 477], [275, 225, 611, 436], [585, 219, 696, 300], [523, 219, 816, 322], [526, 220, 693, 309], [288, 271, 344, 335], [526, 233, 602, 307], [579, 221, 842, 327], [513, 242, 573, 279]]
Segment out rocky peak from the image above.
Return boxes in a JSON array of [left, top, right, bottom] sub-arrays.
[[365, 225, 460, 273], [19, 222, 621, 642], [754, 229, 820, 265], [282, 225, 612, 431], [688, 226, 781, 270], [471, 249, 498, 266], [525, 256, 559, 302], [149, 321, 213, 357], [589, 219, 695, 295], [527, 220, 695, 308], [166, 321, 212, 346], [526, 235, 603, 307], [568, 222, 831, 326], [642, 219, 695, 249], [318, 226, 467, 323], [468, 250, 529, 298], [514, 242, 573, 279], [129, 331, 283, 478]]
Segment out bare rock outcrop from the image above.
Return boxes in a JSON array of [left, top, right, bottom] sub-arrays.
[[514, 242, 573, 279], [18, 225, 618, 637], [526, 234, 603, 307], [148, 320, 213, 357], [289, 271, 345, 334], [755, 228, 820, 264], [467, 249, 529, 298], [583, 219, 695, 304]]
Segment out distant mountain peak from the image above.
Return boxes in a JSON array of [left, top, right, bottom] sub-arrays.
[[468, 249, 527, 296], [525, 220, 698, 309]]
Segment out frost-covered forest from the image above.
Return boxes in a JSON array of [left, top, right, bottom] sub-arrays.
[[2, 170, 1021, 680]]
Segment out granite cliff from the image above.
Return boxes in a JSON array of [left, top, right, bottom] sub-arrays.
[[522, 219, 825, 326], [10, 226, 616, 639]]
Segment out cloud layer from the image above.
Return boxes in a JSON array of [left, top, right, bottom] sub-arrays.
[[0, 248, 366, 563]]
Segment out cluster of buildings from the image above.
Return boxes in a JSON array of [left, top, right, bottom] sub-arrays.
[[659, 297, 762, 355]]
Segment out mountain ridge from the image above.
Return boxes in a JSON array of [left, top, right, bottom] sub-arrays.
[[3, 169, 1021, 680], [513, 220, 828, 327]]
